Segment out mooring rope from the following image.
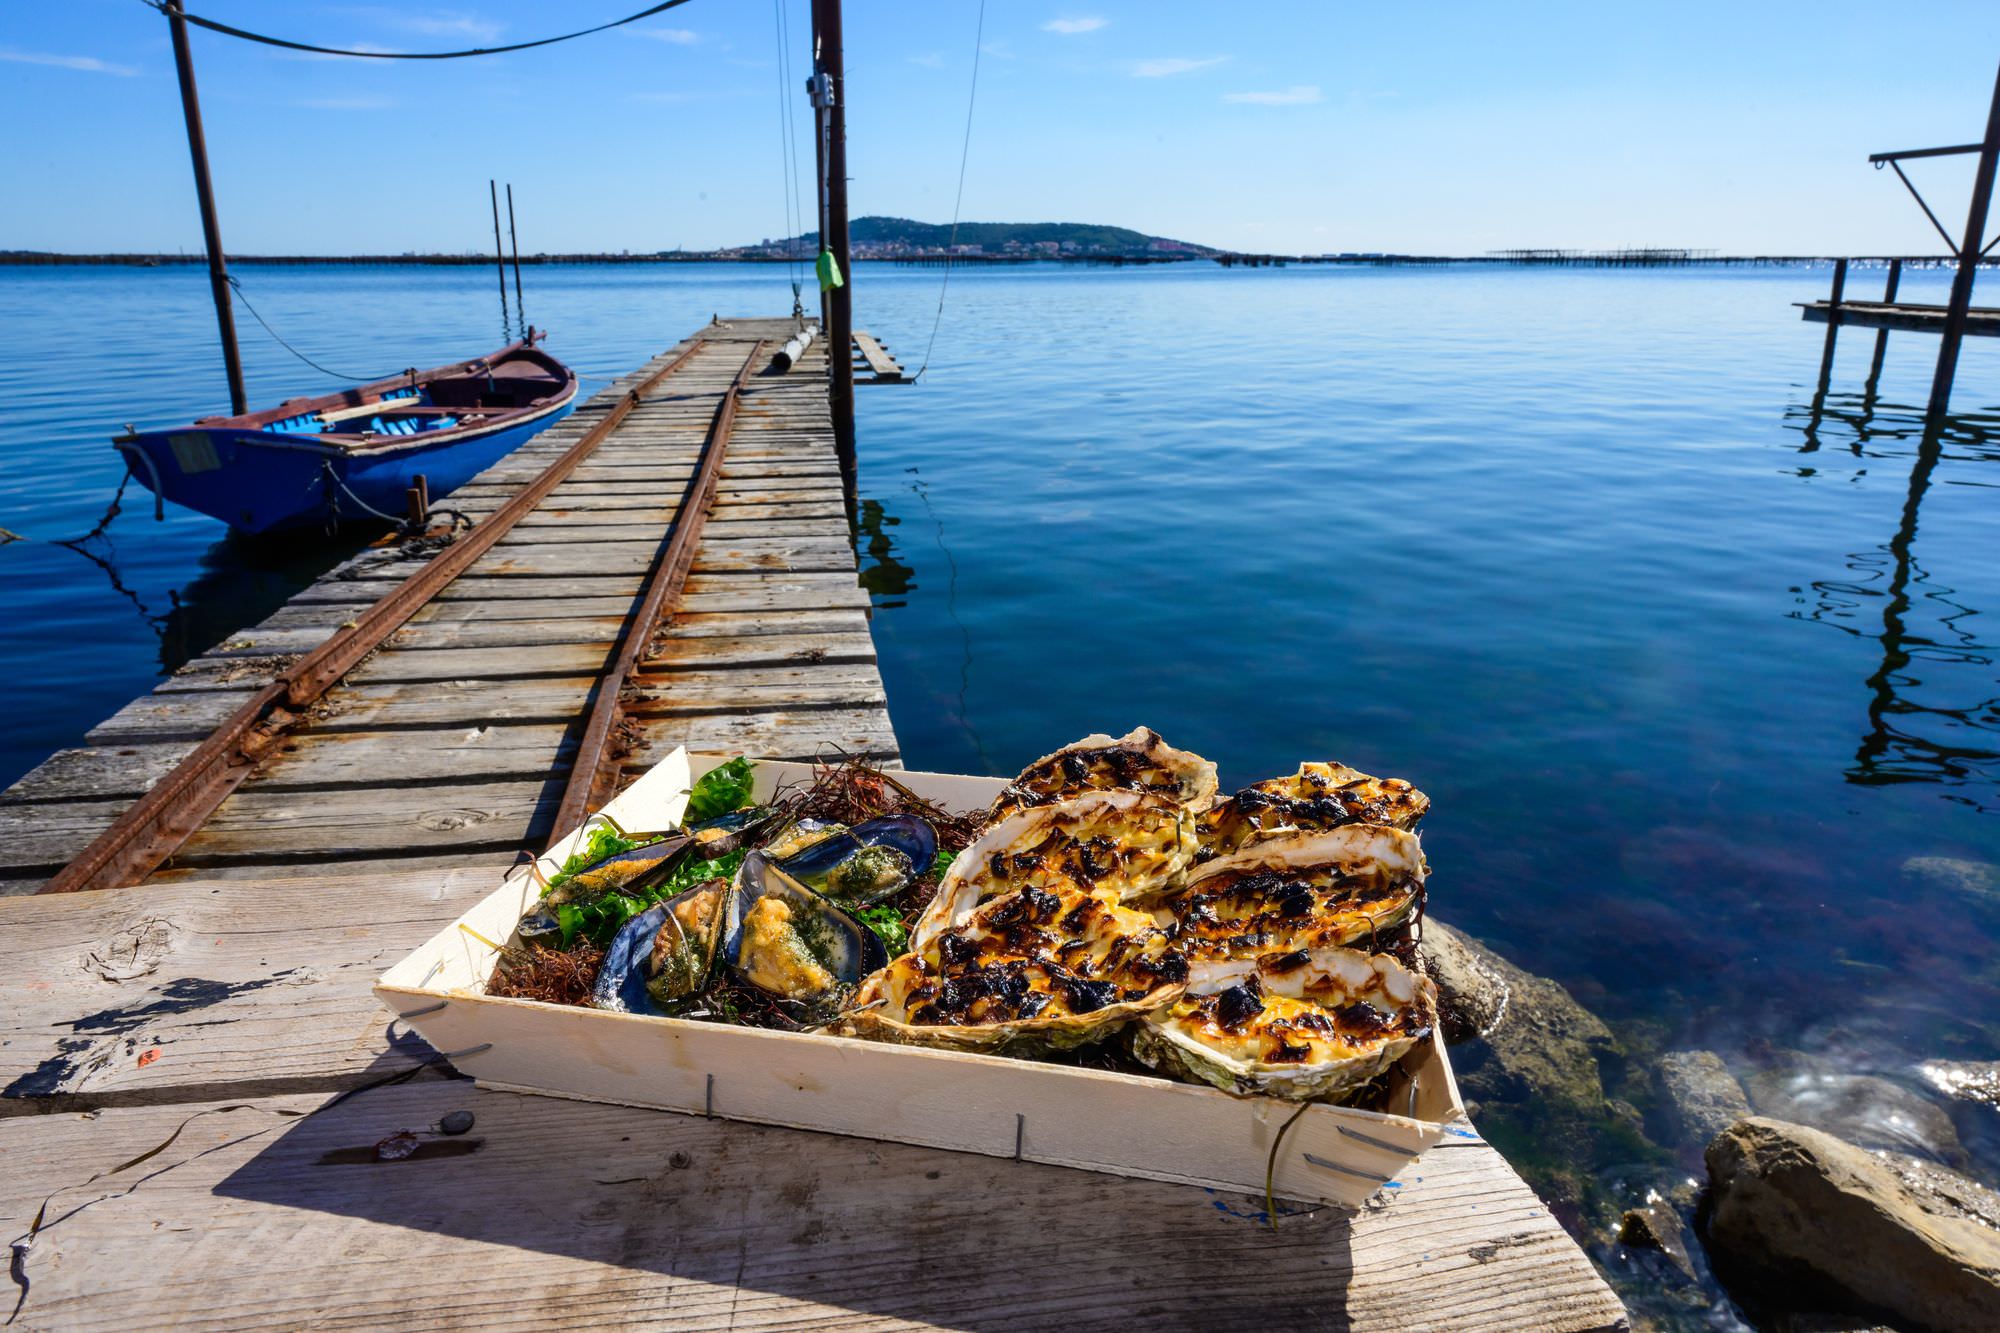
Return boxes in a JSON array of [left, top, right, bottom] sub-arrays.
[[140, 0, 695, 61], [228, 277, 403, 384], [912, 0, 987, 383]]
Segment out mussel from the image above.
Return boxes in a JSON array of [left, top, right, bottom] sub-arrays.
[[775, 814, 937, 904], [544, 833, 693, 906], [723, 851, 887, 1006], [589, 877, 732, 1014]]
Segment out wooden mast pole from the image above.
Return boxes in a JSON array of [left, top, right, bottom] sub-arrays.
[[1927, 61, 2000, 420], [810, 0, 857, 497], [164, 0, 247, 416]]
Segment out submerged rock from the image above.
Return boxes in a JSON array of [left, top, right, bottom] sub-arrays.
[[1705, 1117, 2000, 1333], [1745, 1059, 1966, 1167], [1918, 1059, 2000, 1110], [1617, 1198, 1696, 1282], [1657, 1050, 1752, 1149], [1901, 856, 2000, 913], [1416, 919, 1510, 1043]]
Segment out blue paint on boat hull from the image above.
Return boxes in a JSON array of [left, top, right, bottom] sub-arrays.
[[118, 398, 576, 535]]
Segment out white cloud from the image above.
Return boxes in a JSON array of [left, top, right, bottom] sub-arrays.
[[1043, 17, 1107, 34], [908, 51, 946, 69], [0, 48, 136, 76], [635, 27, 700, 45], [1133, 56, 1225, 78], [356, 8, 505, 44], [1223, 84, 1323, 105]]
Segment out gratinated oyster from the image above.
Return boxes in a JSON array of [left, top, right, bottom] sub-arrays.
[[1158, 825, 1426, 961], [911, 790, 1195, 951], [843, 883, 1189, 1053], [1197, 762, 1428, 860], [989, 726, 1219, 819], [1130, 947, 1436, 1100]]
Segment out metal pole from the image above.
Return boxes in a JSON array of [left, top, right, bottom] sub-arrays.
[[506, 183, 525, 329], [811, 0, 857, 495], [490, 179, 509, 338], [1865, 258, 1901, 395], [164, 0, 246, 416], [1927, 62, 2000, 420], [1817, 257, 1847, 394]]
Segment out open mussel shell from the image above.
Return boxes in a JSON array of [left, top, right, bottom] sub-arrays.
[[724, 852, 888, 1005], [590, 902, 670, 1014], [545, 833, 694, 905], [685, 806, 784, 857], [588, 878, 733, 1014], [777, 814, 937, 904]]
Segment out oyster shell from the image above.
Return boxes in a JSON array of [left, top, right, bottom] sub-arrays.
[[912, 790, 1195, 951], [1158, 825, 1426, 961], [1196, 762, 1428, 860], [722, 852, 888, 1005], [989, 726, 1219, 820], [1130, 946, 1437, 1100], [843, 883, 1190, 1054]]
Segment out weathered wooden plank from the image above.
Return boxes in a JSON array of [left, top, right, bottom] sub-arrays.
[[344, 642, 614, 684], [84, 686, 261, 744], [642, 631, 879, 670], [0, 742, 195, 806], [171, 779, 559, 865], [252, 725, 577, 790], [626, 707, 899, 761], [0, 797, 134, 876], [0, 1081, 1625, 1331], [389, 616, 626, 652], [0, 866, 502, 1108], [314, 678, 601, 732], [663, 609, 869, 639]]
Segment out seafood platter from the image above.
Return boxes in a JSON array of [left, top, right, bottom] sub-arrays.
[[377, 729, 1464, 1208]]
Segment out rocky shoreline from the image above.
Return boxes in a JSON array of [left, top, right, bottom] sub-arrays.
[[1418, 915, 2000, 1331]]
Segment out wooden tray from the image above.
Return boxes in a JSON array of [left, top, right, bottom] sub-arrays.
[[376, 750, 1464, 1209]]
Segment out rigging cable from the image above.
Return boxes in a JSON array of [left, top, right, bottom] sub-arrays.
[[772, 0, 809, 316], [141, 0, 695, 61], [227, 277, 404, 383], [911, 0, 986, 383]]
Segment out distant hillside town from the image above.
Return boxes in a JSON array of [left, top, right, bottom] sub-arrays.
[[727, 216, 1217, 261]]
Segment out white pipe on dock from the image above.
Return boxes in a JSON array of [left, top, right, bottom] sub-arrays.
[[773, 324, 818, 372]]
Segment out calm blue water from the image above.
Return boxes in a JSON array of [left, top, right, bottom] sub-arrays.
[[3, 261, 1997, 1310]]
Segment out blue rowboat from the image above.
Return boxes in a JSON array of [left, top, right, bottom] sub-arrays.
[[114, 332, 579, 535]]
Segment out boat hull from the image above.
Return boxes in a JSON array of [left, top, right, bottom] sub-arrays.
[[119, 396, 575, 535]]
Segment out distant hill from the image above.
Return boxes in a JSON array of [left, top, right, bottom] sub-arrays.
[[761, 216, 1214, 257]]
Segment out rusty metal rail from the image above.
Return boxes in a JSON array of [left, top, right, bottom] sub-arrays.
[[551, 341, 767, 833], [41, 338, 719, 895]]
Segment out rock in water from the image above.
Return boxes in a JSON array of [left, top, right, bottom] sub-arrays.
[[1917, 1060, 2000, 1109], [1416, 919, 1510, 1043], [1617, 1198, 1697, 1282], [1657, 1050, 1752, 1148], [1705, 1117, 2000, 1332], [1901, 856, 2000, 913], [1745, 1061, 1967, 1167]]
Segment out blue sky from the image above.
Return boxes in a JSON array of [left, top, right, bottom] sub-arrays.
[[5, 2, 2000, 255]]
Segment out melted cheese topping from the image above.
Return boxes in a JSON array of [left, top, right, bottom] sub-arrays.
[[739, 895, 834, 998], [958, 800, 1192, 910], [882, 884, 1188, 1028], [1161, 862, 1419, 960], [1197, 763, 1428, 858], [1164, 958, 1427, 1069], [991, 730, 1212, 818]]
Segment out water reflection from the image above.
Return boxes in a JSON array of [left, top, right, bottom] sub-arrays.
[[1785, 393, 2000, 803]]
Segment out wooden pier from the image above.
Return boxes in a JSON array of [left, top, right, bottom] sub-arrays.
[[0, 320, 1623, 1331]]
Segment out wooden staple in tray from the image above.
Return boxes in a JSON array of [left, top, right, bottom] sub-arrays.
[[376, 749, 1465, 1209]]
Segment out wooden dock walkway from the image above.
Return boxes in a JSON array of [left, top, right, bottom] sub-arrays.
[[0, 318, 1625, 1330], [1798, 297, 2000, 336]]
